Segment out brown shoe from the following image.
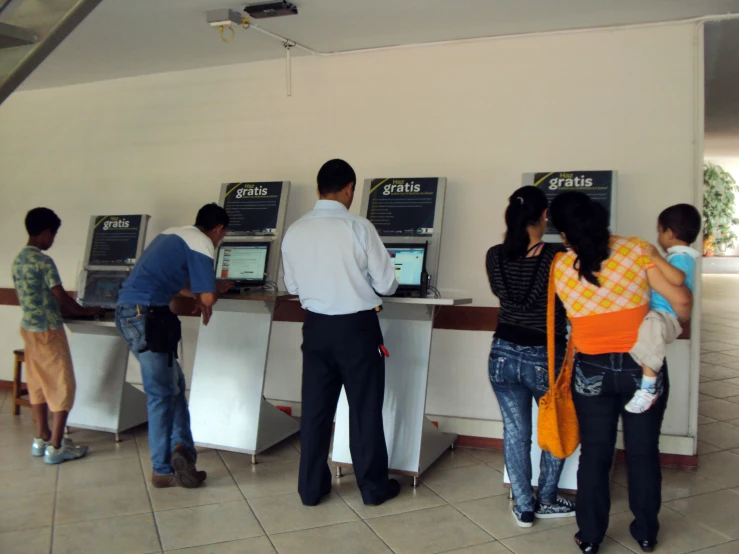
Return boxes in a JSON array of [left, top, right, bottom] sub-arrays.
[[171, 443, 207, 489], [151, 472, 176, 488]]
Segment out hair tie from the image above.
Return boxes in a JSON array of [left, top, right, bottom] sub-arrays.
[[516, 196, 524, 205]]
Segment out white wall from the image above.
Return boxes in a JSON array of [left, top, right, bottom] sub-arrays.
[[0, 23, 701, 451]]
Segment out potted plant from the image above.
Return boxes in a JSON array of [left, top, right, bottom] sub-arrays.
[[703, 162, 739, 256]]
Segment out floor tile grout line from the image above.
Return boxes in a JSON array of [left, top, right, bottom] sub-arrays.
[[357, 518, 399, 554], [217, 449, 279, 553], [331, 490, 450, 522], [661, 486, 739, 511], [154, 488, 301, 511], [343, 495, 396, 552], [658, 504, 737, 547], [605, 534, 640, 554], [49, 465, 59, 554], [687, 538, 739, 553], [328, 475, 400, 554], [445, 495, 542, 545], [437, 541, 514, 554], [133, 430, 165, 553], [420, 473, 509, 505]]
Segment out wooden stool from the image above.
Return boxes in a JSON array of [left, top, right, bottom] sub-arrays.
[[12, 349, 31, 415]]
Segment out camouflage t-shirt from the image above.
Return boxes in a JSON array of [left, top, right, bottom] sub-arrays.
[[12, 246, 63, 332]]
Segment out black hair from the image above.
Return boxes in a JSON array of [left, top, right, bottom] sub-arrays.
[[317, 159, 356, 196], [550, 191, 611, 287], [195, 203, 230, 231], [501, 186, 549, 260], [25, 208, 61, 236], [658, 203, 701, 244]]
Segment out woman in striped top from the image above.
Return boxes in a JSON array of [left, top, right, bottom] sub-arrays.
[[549, 192, 692, 554], [485, 186, 575, 528]]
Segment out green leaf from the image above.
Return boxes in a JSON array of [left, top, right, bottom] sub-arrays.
[[704, 162, 739, 248]]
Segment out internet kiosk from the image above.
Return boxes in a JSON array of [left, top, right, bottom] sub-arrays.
[[189, 181, 298, 462], [331, 177, 472, 486], [66, 215, 150, 440], [500, 171, 618, 494]]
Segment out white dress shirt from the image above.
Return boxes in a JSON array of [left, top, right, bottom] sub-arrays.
[[281, 200, 398, 315]]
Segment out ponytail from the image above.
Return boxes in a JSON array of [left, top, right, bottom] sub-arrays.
[[501, 186, 548, 260], [550, 192, 610, 286]]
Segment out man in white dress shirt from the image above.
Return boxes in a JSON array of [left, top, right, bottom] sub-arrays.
[[281, 159, 401, 507]]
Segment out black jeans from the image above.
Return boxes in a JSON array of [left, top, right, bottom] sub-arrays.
[[573, 352, 668, 545], [299, 310, 390, 506]]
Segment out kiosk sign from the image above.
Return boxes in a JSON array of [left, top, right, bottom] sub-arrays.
[[222, 181, 283, 235], [89, 215, 142, 266], [528, 171, 616, 235], [366, 178, 438, 236]]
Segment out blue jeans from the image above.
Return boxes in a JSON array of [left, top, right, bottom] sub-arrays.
[[489, 337, 566, 512], [115, 305, 196, 475]]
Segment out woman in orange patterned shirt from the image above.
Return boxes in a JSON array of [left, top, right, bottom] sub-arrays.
[[549, 192, 692, 554]]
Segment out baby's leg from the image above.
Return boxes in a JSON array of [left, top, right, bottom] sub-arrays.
[[626, 312, 666, 413], [640, 365, 658, 394]]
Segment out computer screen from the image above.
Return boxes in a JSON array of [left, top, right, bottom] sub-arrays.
[[385, 244, 427, 288], [80, 270, 129, 309], [215, 242, 269, 284]]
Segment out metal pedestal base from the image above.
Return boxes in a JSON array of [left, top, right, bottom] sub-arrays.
[[65, 320, 148, 435], [331, 301, 460, 479], [189, 297, 299, 456], [503, 399, 580, 492]]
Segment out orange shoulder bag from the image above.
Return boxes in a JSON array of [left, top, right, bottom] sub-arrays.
[[537, 252, 579, 459]]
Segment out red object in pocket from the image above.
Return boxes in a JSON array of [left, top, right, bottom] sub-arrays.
[[379, 345, 390, 358]]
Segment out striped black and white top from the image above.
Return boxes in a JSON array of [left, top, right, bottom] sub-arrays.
[[485, 242, 567, 346]]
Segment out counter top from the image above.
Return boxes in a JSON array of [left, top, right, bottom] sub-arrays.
[[219, 291, 297, 302], [381, 297, 472, 306], [64, 316, 117, 328]]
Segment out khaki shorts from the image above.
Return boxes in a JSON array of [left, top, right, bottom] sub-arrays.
[[630, 310, 682, 372], [20, 327, 76, 412]]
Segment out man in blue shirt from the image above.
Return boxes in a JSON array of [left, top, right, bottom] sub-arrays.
[[116, 204, 231, 488], [282, 159, 400, 507]]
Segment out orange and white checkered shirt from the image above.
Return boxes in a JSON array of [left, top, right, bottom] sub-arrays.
[[554, 236, 652, 320]]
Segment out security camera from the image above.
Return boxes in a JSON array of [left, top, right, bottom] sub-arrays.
[[206, 8, 242, 28]]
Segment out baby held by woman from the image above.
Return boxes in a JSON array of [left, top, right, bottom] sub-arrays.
[[626, 204, 701, 413]]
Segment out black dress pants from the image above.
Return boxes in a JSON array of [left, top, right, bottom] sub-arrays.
[[573, 353, 668, 545], [298, 309, 390, 506]]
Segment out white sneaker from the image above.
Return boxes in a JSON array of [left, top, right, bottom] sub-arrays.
[[31, 437, 49, 457], [625, 389, 658, 414], [44, 439, 88, 465]]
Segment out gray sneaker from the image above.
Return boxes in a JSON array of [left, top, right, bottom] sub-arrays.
[[44, 439, 88, 465], [535, 496, 576, 519], [31, 437, 49, 457]]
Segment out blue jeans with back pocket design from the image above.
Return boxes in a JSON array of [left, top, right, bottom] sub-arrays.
[[572, 352, 668, 545], [115, 305, 196, 476], [489, 337, 566, 512]]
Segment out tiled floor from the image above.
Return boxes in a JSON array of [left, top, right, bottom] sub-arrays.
[[2, 275, 739, 553]]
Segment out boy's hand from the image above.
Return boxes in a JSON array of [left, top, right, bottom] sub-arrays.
[[644, 243, 663, 262]]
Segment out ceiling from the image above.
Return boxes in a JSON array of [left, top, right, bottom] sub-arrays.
[[17, 0, 739, 90]]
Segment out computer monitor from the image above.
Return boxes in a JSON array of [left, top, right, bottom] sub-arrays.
[[385, 243, 428, 294], [79, 270, 129, 310], [215, 242, 270, 287]]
